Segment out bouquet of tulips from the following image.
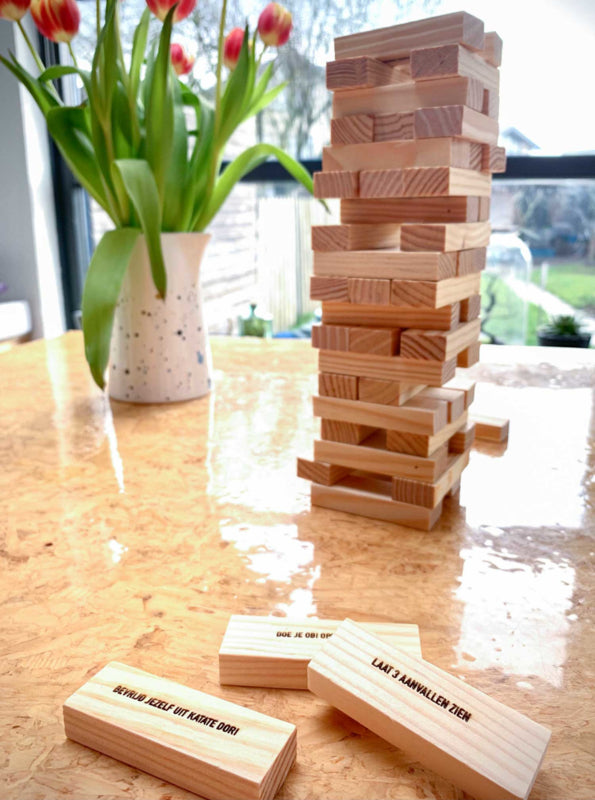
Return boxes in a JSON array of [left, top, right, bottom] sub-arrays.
[[0, 0, 312, 388]]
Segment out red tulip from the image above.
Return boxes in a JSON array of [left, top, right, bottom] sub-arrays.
[[31, 0, 80, 42], [0, 0, 30, 22], [223, 27, 244, 70], [257, 2, 292, 47], [170, 42, 194, 76], [146, 0, 195, 24]]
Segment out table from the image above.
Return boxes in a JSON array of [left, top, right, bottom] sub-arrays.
[[1, 332, 594, 799]]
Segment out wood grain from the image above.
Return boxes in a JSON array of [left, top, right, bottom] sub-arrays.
[[312, 224, 401, 251], [323, 139, 481, 172], [321, 419, 376, 445], [360, 168, 405, 197], [460, 294, 482, 322], [313, 394, 447, 435], [359, 378, 425, 406], [341, 196, 483, 224], [311, 324, 350, 352], [401, 222, 491, 252], [386, 411, 469, 457], [322, 301, 460, 331], [448, 420, 476, 453], [414, 105, 499, 145], [348, 278, 391, 305], [411, 43, 499, 91], [401, 167, 492, 198], [482, 144, 507, 172], [419, 386, 466, 422], [457, 248, 487, 275], [457, 341, 481, 367], [296, 458, 350, 486], [310, 276, 350, 302], [471, 414, 510, 442], [314, 250, 457, 280], [392, 450, 470, 508], [326, 57, 409, 90], [400, 319, 481, 361], [390, 273, 481, 308], [348, 327, 400, 356], [319, 372, 359, 400], [313, 171, 359, 198], [331, 115, 374, 144], [373, 111, 415, 141], [63, 662, 297, 800], [478, 31, 503, 66], [318, 349, 456, 385]]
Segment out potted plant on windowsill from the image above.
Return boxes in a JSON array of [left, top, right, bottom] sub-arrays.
[[0, 0, 315, 401], [537, 314, 592, 348]]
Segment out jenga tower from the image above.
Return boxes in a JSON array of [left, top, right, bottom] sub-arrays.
[[298, 12, 505, 530]]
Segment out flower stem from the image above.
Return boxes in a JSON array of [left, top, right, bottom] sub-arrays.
[[68, 42, 78, 69], [16, 19, 46, 74], [214, 0, 228, 134], [96, 0, 101, 39]]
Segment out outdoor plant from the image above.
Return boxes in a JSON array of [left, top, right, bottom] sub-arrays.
[[539, 314, 585, 337], [0, 0, 313, 387]]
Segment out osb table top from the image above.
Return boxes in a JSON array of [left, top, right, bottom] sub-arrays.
[[1, 332, 594, 799]]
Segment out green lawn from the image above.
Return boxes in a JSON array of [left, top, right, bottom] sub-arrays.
[[481, 274, 546, 345], [530, 261, 595, 311]]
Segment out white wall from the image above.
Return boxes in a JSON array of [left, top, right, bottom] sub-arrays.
[[0, 17, 65, 339]]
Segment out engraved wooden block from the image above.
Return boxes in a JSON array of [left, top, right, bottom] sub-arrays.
[[360, 168, 404, 198], [348, 327, 400, 356], [322, 301, 460, 331], [401, 221, 491, 252], [334, 11, 485, 61], [323, 139, 482, 173], [479, 31, 503, 67], [321, 419, 376, 445], [341, 196, 482, 225], [318, 349, 456, 386], [401, 167, 492, 198], [457, 247, 487, 275], [331, 115, 374, 145], [392, 450, 470, 508], [311, 324, 349, 352], [313, 394, 447, 436], [63, 662, 297, 800], [312, 224, 401, 252], [419, 386, 466, 422], [390, 273, 481, 308], [348, 278, 391, 305], [219, 616, 422, 690], [460, 294, 481, 322], [319, 372, 358, 400], [411, 43, 499, 91], [414, 105, 499, 145], [315, 250, 457, 281], [449, 420, 476, 453], [308, 620, 551, 800], [457, 341, 480, 367], [326, 56, 407, 90], [313, 170, 359, 199], [386, 411, 469, 457], [482, 144, 507, 173], [296, 458, 350, 486], [373, 111, 415, 141], [471, 414, 510, 443], [359, 378, 425, 406], [310, 276, 349, 302], [400, 319, 481, 361]]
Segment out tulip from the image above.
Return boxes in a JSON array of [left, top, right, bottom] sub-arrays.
[[223, 27, 244, 70], [170, 42, 194, 76], [30, 0, 79, 42], [146, 0, 195, 24], [257, 2, 292, 47], [0, 0, 30, 22]]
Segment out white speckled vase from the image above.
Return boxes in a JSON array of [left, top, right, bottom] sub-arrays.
[[108, 232, 212, 403]]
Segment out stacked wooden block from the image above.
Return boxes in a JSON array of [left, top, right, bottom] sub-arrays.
[[298, 12, 505, 531]]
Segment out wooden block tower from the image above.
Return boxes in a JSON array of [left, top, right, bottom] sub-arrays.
[[298, 12, 505, 531]]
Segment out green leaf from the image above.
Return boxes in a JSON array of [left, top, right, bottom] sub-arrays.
[[245, 81, 287, 119], [218, 25, 253, 145], [130, 8, 151, 99], [82, 228, 140, 389], [112, 159, 166, 297], [38, 64, 91, 95], [0, 53, 59, 116], [162, 75, 189, 231], [145, 6, 175, 202]]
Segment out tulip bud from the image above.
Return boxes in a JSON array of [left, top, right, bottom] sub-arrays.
[[31, 0, 80, 43], [146, 0, 196, 24], [0, 0, 31, 22], [223, 27, 244, 70], [170, 42, 194, 76], [258, 2, 292, 47]]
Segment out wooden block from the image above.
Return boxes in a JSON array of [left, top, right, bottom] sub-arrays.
[[311, 480, 443, 531], [360, 168, 405, 197], [331, 115, 374, 145], [457, 248, 487, 275], [471, 414, 510, 443], [411, 43, 499, 91], [400, 320, 481, 361], [312, 224, 401, 252], [449, 420, 476, 453], [419, 386, 465, 422], [348, 327, 399, 356], [297, 458, 350, 486], [401, 166, 492, 198], [373, 111, 415, 141], [63, 662, 296, 800], [457, 341, 480, 367], [321, 419, 376, 445], [401, 222, 491, 252], [443, 376, 476, 406], [482, 88, 500, 120], [460, 294, 481, 322], [332, 76, 484, 119], [446, 478, 461, 500], [323, 139, 482, 172], [319, 349, 456, 386], [386, 411, 469, 457], [315, 437, 448, 482], [322, 301, 460, 331], [479, 196, 491, 221], [415, 105, 499, 145], [348, 278, 391, 305], [359, 378, 425, 406], [326, 57, 408, 90], [314, 170, 359, 199], [390, 273, 481, 308], [219, 616, 422, 690], [319, 372, 358, 400], [308, 620, 551, 800], [482, 144, 507, 173], [310, 276, 349, 302], [311, 324, 349, 352], [315, 250, 457, 281], [313, 394, 447, 436], [392, 450, 470, 508], [479, 31, 503, 67], [341, 196, 482, 225], [334, 12, 484, 61]]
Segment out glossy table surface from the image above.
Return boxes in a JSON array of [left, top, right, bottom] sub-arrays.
[[1, 332, 594, 800]]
